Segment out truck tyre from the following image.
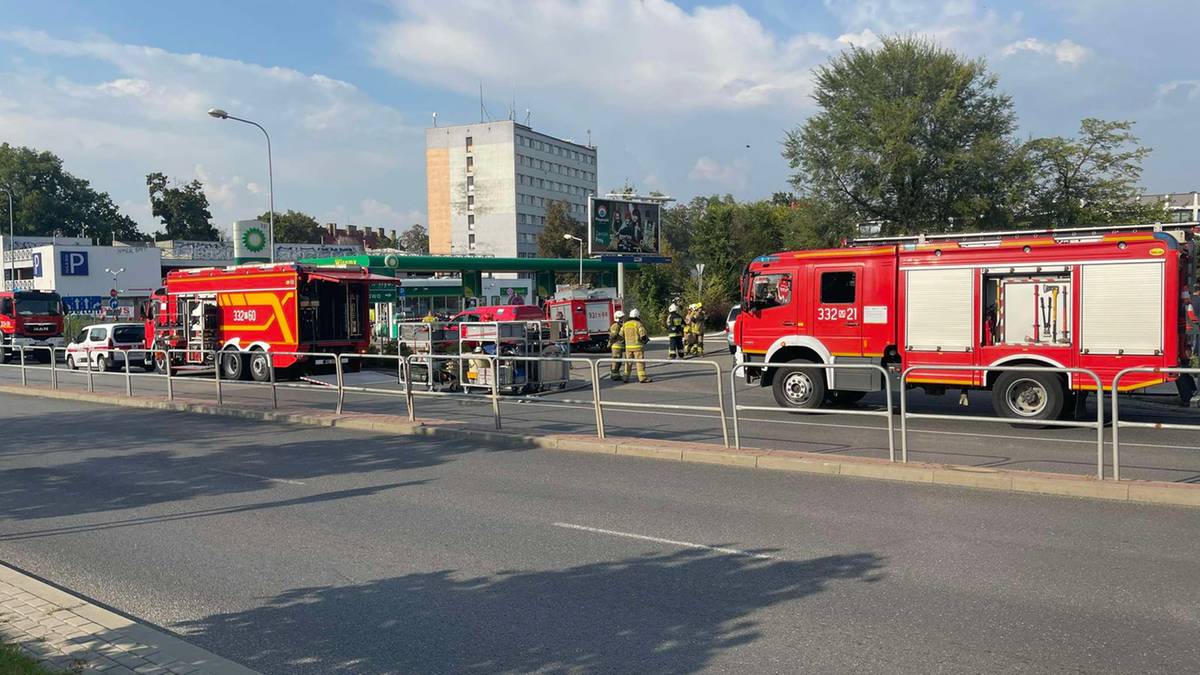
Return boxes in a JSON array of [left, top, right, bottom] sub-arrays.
[[221, 350, 246, 381], [992, 371, 1064, 422], [827, 390, 868, 406], [772, 360, 826, 410], [249, 350, 272, 383]]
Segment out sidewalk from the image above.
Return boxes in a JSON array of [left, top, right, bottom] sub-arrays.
[[0, 564, 258, 675]]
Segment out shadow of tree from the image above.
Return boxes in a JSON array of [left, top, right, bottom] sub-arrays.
[[0, 404, 527, 523], [168, 548, 884, 675]]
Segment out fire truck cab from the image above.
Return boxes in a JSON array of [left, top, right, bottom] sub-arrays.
[[0, 290, 65, 363], [736, 223, 1195, 420]]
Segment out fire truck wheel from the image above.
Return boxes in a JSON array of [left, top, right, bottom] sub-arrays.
[[249, 351, 272, 383], [221, 350, 246, 381], [992, 371, 1064, 421], [772, 361, 826, 410]]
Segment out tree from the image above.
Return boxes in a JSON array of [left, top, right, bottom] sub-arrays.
[[259, 209, 323, 244], [0, 143, 142, 241], [783, 36, 1024, 236], [536, 200, 585, 260], [398, 224, 429, 254], [146, 172, 219, 240], [1021, 119, 1160, 227]]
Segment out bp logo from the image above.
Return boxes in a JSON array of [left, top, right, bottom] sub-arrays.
[[596, 205, 608, 219], [241, 225, 267, 253]]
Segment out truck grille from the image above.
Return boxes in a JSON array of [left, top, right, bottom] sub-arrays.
[[25, 323, 56, 334]]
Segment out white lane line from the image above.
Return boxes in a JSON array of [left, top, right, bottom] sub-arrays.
[[553, 522, 774, 560], [210, 469, 306, 485]]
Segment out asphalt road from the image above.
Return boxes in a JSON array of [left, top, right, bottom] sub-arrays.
[[4, 341, 1200, 483], [1, 394, 1197, 674]]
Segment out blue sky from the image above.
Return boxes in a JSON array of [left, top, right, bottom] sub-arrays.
[[1, 0, 1196, 235]]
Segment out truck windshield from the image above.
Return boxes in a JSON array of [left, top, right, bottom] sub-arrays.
[[15, 296, 62, 316]]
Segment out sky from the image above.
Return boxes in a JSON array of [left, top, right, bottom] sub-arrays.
[[0, 0, 1197, 236]]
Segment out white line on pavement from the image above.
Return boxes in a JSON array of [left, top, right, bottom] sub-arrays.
[[209, 469, 307, 485], [552, 522, 774, 560]]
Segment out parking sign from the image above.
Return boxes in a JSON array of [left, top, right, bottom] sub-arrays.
[[60, 251, 89, 276], [31, 253, 42, 278]]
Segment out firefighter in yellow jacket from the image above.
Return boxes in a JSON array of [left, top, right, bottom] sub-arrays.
[[621, 309, 652, 383], [608, 309, 626, 381]]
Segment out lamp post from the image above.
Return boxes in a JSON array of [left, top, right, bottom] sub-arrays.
[[207, 108, 274, 262], [1, 186, 12, 291], [105, 267, 125, 317], [563, 233, 584, 284]]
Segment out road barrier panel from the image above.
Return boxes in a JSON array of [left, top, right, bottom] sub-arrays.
[[594, 356, 729, 447], [730, 362, 894, 460], [1111, 366, 1200, 482], [900, 364, 1104, 478]]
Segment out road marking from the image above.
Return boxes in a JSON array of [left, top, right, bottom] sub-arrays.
[[209, 469, 306, 485], [552, 522, 774, 559]]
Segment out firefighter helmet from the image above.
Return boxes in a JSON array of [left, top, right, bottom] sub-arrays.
[[629, 309, 641, 319]]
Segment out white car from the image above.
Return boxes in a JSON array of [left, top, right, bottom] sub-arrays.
[[726, 304, 741, 354], [65, 323, 151, 371]]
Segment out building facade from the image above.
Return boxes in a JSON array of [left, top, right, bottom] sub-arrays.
[[1140, 192, 1200, 223], [426, 120, 598, 258]]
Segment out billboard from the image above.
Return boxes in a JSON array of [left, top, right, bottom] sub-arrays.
[[588, 197, 661, 256]]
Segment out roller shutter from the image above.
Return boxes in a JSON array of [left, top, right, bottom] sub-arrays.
[[1080, 262, 1163, 355], [906, 268, 973, 351]]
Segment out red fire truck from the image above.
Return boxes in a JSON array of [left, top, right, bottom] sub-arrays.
[[736, 224, 1195, 420], [0, 290, 64, 363], [143, 263, 400, 380], [543, 288, 621, 351]]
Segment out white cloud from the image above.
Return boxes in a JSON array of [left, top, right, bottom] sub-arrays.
[[322, 199, 425, 230], [688, 156, 750, 190], [1156, 79, 1200, 105], [0, 29, 418, 234], [369, 0, 852, 111], [1001, 38, 1092, 66]]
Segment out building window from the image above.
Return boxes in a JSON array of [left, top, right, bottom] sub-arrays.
[[468, 214, 475, 228], [819, 271, 856, 304], [467, 156, 474, 170], [467, 175, 474, 189], [469, 234, 476, 247], [467, 195, 474, 208], [465, 136, 473, 150]]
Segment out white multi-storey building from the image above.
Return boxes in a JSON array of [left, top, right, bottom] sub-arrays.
[[426, 120, 598, 258]]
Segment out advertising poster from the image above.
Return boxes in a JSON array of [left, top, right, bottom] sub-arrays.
[[589, 198, 661, 256]]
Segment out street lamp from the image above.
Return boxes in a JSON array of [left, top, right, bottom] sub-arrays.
[[105, 267, 125, 316], [1, 186, 13, 291], [563, 233, 584, 284], [207, 108, 274, 262]]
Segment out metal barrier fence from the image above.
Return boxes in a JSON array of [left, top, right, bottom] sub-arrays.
[[901, 365, 1105, 479], [595, 356, 729, 448], [730, 362, 895, 460], [1111, 366, 1200, 481]]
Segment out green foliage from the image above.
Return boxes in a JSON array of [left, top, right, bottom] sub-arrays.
[[398, 223, 429, 253], [783, 36, 1023, 236], [260, 209, 322, 244], [536, 200, 585, 281], [146, 172, 219, 241], [0, 643, 68, 674], [0, 143, 142, 242], [1021, 118, 1159, 227]]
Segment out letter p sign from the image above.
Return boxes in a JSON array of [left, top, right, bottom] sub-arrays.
[[60, 251, 89, 276]]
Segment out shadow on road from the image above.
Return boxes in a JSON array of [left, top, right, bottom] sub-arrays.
[[171, 548, 885, 675]]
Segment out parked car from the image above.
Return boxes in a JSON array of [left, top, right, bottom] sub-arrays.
[[726, 304, 741, 354], [65, 323, 150, 371]]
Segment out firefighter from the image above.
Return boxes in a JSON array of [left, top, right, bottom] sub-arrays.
[[666, 303, 684, 359], [421, 309, 437, 324], [683, 304, 698, 357], [608, 309, 626, 381], [622, 309, 651, 383], [692, 302, 706, 356]]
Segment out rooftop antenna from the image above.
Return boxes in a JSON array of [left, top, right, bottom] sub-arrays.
[[479, 82, 484, 123], [431, 111, 438, 127], [524, 108, 531, 126], [586, 129, 592, 147]]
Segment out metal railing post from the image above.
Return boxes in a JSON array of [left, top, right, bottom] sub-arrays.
[[269, 352, 278, 410], [594, 358, 607, 439], [214, 350, 222, 405], [165, 349, 175, 401], [405, 355, 416, 422], [124, 351, 133, 396], [50, 347, 58, 390], [882, 367, 895, 463], [18, 346, 26, 387], [490, 355, 501, 430], [729, 365, 742, 450], [899, 369, 909, 463], [334, 354, 345, 415], [85, 348, 94, 393], [1111, 370, 1126, 482], [710, 361, 730, 448]]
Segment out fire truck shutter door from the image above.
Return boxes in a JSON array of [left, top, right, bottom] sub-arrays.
[[906, 268, 973, 351], [1080, 261, 1163, 355]]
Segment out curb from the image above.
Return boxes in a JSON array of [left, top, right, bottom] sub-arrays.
[[0, 562, 260, 674], [2, 383, 1197, 509]]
